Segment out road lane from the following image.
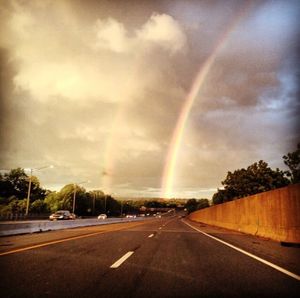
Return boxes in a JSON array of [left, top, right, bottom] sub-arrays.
[[95, 217, 300, 297], [0, 220, 155, 254], [0, 219, 163, 297], [0, 216, 299, 297]]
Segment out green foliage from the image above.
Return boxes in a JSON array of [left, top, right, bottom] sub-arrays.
[[185, 198, 209, 214], [283, 143, 300, 184], [45, 184, 88, 215], [88, 191, 106, 215], [0, 168, 28, 199], [30, 199, 49, 213], [121, 201, 138, 214], [44, 192, 60, 212], [0, 168, 46, 201], [0, 197, 27, 215], [213, 160, 290, 204], [106, 195, 121, 216], [144, 200, 166, 208], [212, 189, 232, 205]]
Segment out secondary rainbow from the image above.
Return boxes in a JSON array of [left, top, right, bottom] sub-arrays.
[[161, 3, 253, 198]]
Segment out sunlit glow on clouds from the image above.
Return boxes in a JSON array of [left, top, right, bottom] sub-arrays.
[[0, 0, 299, 199]]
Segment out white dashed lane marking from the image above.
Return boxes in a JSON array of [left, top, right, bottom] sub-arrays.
[[110, 251, 134, 269]]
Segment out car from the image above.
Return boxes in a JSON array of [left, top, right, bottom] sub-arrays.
[[126, 214, 136, 218], [49, 210, 75, 221], [98, 214, 107, 220]]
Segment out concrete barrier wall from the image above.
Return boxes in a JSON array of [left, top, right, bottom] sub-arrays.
[[0, 217, 149, 237], [189, 184, 300, 243]]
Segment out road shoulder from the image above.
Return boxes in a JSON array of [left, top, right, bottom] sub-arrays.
[[184, 218, 300, 276]]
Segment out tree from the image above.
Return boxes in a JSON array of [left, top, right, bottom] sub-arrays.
[[44, 185, 110, 216], [197, 198, 210, 210], [213, 160, 290, 204], [52, 184, 88, 215], [30, 199, 49, 213], [283, 143, 300, 184], [0, 168, 29, 199], [105, 195, 121, 216], [185, 198, 209, 213], [0, 168, 46, 202], [44, 192, 60, 212], [88, 190, 105, 215], [212, 189, 235, 205]]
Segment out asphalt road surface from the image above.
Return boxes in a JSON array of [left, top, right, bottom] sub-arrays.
[[1, 215, 299, 297]]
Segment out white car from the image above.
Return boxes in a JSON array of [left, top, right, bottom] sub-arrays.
[[98, 214, 107, 220]]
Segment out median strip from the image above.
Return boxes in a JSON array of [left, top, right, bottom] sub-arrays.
[[110, 251, 134, 268], [183, 220, 300, 281]]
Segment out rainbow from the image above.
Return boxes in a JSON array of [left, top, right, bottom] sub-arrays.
[[161, 3, 253, 198]]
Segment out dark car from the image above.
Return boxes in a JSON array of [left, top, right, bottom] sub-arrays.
[[49, 210, 76, 221]]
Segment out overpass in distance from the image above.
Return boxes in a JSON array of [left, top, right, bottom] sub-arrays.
[[0, 212, 299, 297]]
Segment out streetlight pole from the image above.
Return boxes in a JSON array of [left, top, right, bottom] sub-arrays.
[[72, 180, 89, 214], [25, 169, 33, 216], [25, 165, 53, 217], [92, 192, 96, 215], [120, 200, 123, 217], [72, 184, 77, 214]]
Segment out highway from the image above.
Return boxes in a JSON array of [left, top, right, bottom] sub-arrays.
[[1, 215, 299, 297]]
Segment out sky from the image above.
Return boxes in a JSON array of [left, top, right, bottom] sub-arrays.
[[0, 0, 299, 199]]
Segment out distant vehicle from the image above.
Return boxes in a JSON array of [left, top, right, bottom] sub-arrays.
[[49, 210, 76, 221], [126, 214, 136, 218], [98, 214, 107, 220]]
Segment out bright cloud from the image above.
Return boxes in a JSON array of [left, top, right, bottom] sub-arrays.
[[6, 6, 186, 103], [136, 13, 186, 53]]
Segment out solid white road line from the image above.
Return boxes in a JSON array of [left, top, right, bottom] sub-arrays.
[[183, 220, 300, 281], [110, 251, 134, 269], [148, 234, 154, 238]]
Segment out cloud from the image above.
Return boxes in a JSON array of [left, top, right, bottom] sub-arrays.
[[94, 13, 186, 54], [95, 18, 130, 53], [136, 13, 186, 53], [3, 3, 186, 104]]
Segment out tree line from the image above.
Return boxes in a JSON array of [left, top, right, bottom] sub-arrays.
[[0, 169, 184, 218], [0, 170, 120, 217]]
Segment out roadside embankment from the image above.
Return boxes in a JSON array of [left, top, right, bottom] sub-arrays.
[[188, 184, 300, 243]]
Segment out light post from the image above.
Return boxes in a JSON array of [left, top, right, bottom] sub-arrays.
[[72, 180, 89, 214], [92, 192, 96, 215], [25, 165, 53, 217]]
